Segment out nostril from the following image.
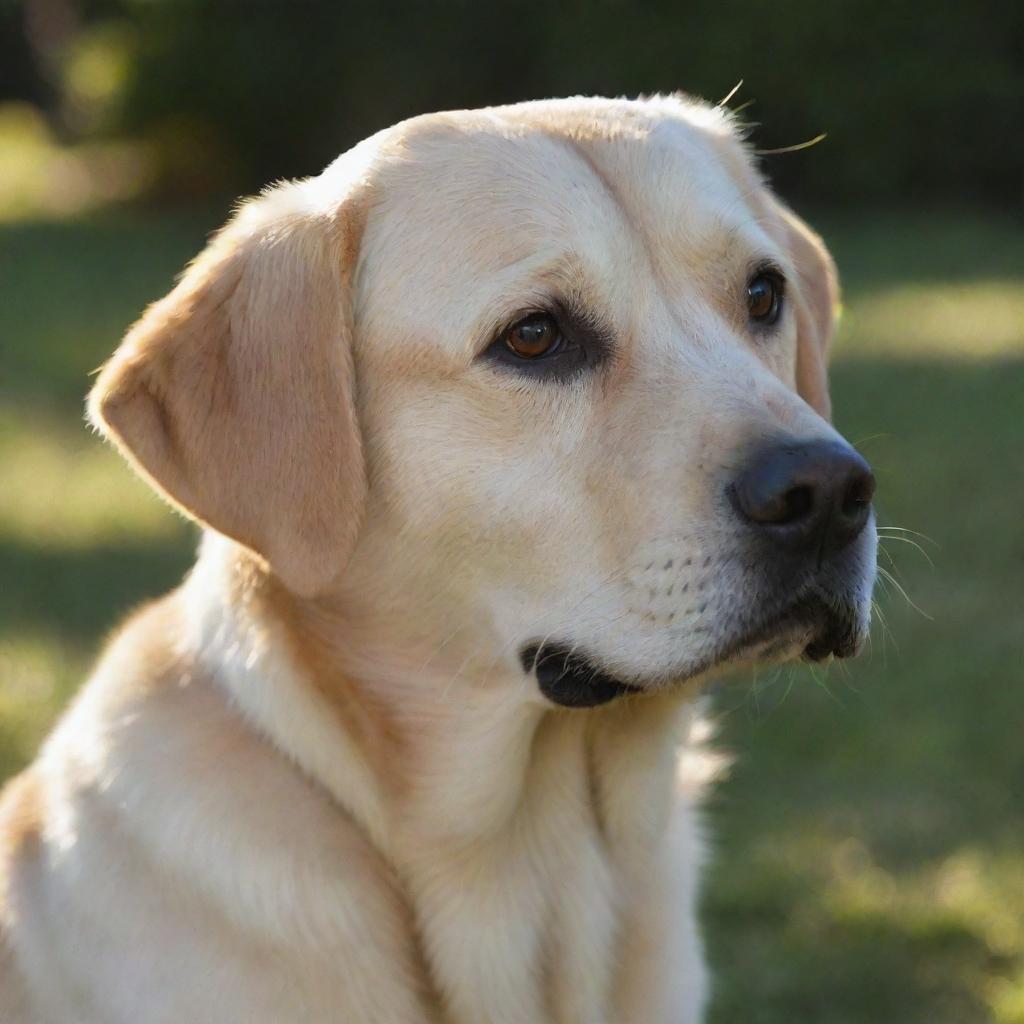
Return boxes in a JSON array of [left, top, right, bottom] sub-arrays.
[[780, 484, 815, 524], [730, 473, 820, 528], [840, 470, 876, 521], [731, 440, 876, 553]]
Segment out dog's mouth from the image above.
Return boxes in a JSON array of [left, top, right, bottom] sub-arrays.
[[522, 592, 863, 709], [520, 644, 643, 708], [732, 592, 863, 663]]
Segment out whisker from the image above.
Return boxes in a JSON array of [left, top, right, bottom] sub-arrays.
[[875, 525, 939, 547], [754, 133, 827, 156], [849, 432, 891, 449], [870, 598, 898, 658], [876, 565, 933, 621], [777, 666, 798, 708], [877, 533, 936, 568], [717, 79, 744, 108], [805, 661, 845, 709]]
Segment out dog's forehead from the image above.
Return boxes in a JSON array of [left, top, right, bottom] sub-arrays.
[[340, 99, 778, 352], [369, 101, 761, 247]]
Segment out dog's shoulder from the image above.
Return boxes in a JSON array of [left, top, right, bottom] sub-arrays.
[[0, 583, 433, 1021], [0, 768, 46, 1023], [0, 767, 45, 888], [0, 593, 188, 1017]]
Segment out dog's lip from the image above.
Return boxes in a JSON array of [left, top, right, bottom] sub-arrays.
[[523, 593, 863, 705], [803, 627, 861, 661], [724, 590, 863, 664], [521, 643, 642, 708]]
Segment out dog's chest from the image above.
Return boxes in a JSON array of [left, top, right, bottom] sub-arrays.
[[402, 709, 681, 1024]]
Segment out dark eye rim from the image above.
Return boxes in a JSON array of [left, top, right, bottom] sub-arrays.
[[746, 266, 786, 327], [480, 301, 613, 381]]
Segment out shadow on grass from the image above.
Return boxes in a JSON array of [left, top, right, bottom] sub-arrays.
[[819, 212, 1024, 293], [706, 897, 994, 1024], [0, 534, 196, 646], [1, 215, 217, 407]]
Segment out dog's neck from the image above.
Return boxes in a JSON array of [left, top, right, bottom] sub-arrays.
[[184, 534, 702, 863]]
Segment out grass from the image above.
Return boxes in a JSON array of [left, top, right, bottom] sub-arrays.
[[1, 208, 1022, 1022]]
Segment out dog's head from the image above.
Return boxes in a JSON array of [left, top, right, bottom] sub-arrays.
[[90, 96, 876, 708]]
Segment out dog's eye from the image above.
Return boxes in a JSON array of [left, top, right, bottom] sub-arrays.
[[747, 271, 784, 325], [503, 313, 564, 359], [481, 304, 610, 382]]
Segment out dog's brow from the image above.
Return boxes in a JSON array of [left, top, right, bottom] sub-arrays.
[[718, 216, 793, 276], [464, 256, 598, 358]]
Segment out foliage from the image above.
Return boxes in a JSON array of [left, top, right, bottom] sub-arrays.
[[1, 0, 1022, 207]]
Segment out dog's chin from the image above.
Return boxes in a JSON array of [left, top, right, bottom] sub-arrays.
[[522, 594, 866, 709]]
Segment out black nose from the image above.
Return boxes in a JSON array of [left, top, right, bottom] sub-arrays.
[[730, 440, 875, 558]]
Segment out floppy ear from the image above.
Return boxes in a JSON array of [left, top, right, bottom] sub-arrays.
[[88, 184, 366, 597], [774, 202, 840, 420]]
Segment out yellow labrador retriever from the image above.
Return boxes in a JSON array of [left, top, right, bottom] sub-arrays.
[[0, 95, 876, 1023]]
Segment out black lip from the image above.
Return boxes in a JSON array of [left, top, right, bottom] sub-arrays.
[[728, 591, 861, 663], [521, 595, 862, 707], [802, 615, 861, 661], [520, 643, 641, 708]]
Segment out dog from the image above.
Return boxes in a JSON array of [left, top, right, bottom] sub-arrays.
[[0, 95, 876, 1023]]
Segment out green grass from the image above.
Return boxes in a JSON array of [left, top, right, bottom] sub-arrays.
[[1, 210, 1022, 1022]]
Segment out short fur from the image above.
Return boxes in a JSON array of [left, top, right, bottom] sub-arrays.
[[0, 96, 872, 1023]]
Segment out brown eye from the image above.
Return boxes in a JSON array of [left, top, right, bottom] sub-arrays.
[[503, 312, 563, 359], [747, 272, 783, 325]]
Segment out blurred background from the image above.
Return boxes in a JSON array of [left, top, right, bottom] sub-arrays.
[[1, 2, 1022, 1021]]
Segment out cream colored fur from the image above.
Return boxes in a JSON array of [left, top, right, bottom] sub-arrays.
[[0, 95, 872, 1023]]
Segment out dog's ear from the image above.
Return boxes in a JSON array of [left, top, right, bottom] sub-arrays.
[[773, 202, 839, 420], [88, 184, 366, 597]]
